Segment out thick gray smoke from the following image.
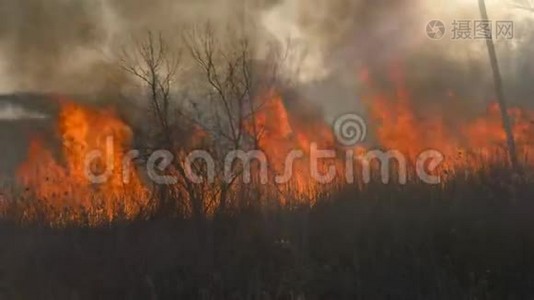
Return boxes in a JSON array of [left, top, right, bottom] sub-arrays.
[[0, 0, 114, 95], [0, 0, 274, 96], [262, 0, 534, 120], [1, 0, 533, 103], [0, 0, 532, 123]]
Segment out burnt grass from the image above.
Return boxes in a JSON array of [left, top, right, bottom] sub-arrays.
[[1, 170, 534, 299]]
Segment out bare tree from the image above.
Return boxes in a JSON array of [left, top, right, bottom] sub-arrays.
[[184, 24, 287, 212], [120, 32, 203, 218], [119, 25, 292, 219], [120, 31, 180, 146]]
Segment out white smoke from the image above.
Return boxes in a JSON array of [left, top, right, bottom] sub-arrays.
[[261, 0, 329, 83], [0, 103, 48, 121]]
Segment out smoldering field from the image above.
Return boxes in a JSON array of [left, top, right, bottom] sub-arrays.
[[1, 0, 534, 299]]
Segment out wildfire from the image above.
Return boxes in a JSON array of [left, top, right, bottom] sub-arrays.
[[16, 99, 149, 226], [250, 90, 343, 204], [5, 67, 534, 226], [362, 66, 534, 176]]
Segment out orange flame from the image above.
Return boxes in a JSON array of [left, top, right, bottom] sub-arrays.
[[250, 90, 342, 204], [9, 68, 534, 225], [16, 99, 149, 225], [363, 66, 534, 175]]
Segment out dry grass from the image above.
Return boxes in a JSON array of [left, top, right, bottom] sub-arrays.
[[0, 165, 533, 299]]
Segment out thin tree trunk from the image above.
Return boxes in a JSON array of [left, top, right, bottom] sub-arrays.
[[478, 0, 521, 173]]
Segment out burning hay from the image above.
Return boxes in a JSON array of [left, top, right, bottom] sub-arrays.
[[3, 71, 533, 226]]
